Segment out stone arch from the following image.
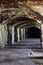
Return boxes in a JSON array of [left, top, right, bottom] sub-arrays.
[[6, 17, 40, 26], [12, 17, 40, 29], [2, 8, 42, 25], [13, 17, 41, 39], [1, 8, 42, 48]]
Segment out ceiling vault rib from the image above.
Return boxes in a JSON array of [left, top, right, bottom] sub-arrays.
[[0, 0, 43, 24]]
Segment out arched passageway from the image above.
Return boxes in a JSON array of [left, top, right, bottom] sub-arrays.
[[7, 17, 41, 49]]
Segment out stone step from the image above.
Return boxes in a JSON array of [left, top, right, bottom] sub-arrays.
[[15, 42, 40, 45], [5, 44, 41, 49]]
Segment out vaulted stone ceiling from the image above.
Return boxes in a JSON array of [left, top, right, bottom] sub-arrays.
[[0, 0, 43, 23]]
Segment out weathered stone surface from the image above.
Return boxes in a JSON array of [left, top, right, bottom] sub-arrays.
[[0, 24, 2, 46], [0, 49, 43, 65]]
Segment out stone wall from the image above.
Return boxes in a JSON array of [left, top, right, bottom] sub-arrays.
[[0, 24, 2, 47]]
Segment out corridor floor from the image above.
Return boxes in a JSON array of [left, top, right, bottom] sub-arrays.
[[0, 49, 43, 65]]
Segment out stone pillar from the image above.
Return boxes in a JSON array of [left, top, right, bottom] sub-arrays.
[[12, 26, 14, 44], [7, 25, 12, 45], [25, 28, 27, 39], [0, 24, 2, 47], [41, 23, 43, 49], [23, 28, 25, 40], [14, 27, 17, 41], [1, 24, 6, 48], [17, 28, 20, 41], [21, 28, 24, 40], [5, 24, 7, 45]]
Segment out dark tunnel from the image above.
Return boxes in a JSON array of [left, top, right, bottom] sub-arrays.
[[27, 27, 41, 38]]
